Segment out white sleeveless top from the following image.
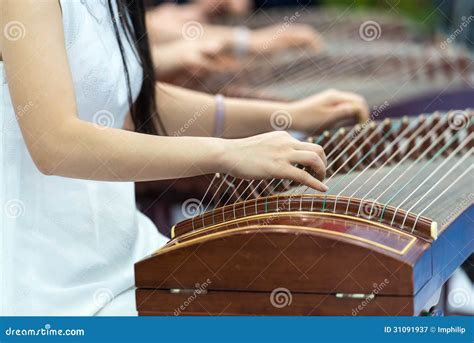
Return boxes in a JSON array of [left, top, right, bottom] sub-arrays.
[[0, 0, 167, 315]]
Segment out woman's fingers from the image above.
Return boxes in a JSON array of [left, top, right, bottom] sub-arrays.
[[290, 151, 326, 181], [340, 93, 369, 119], [341, 99, 369, 123], [323, 89, 365, 106], [355, 102, 370, 123], [293, 142, 327, 167], [286, 166, 328, 192], [302, 32, 323, 50], [332, 102, 358, 118], [227, 131, 329, 192], [324, 91, 370, 123]]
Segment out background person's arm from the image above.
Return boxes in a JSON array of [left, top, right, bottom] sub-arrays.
[[145, 4, 323, 54]]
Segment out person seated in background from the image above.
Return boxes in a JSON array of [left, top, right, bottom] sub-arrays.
[[146, 0, 323, 81]]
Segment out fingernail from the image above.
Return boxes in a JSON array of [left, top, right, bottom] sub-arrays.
[[321, 184, 329, 192]]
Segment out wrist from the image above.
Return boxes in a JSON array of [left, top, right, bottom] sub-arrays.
[[216, 137, 247, 175], [285, 101, 308, 132], [205, 137, 230, 174]]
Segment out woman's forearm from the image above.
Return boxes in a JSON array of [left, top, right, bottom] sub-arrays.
[[157, 83, 292, 138], [35, 118, 226, 181], [224, 96, 293, 137]]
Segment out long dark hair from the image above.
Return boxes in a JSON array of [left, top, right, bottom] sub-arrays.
[[107, 0, 166, 135]]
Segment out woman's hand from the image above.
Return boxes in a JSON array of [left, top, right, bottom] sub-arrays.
[[250, 24, 324, 54], [153, 40, 237, 81], [289, 89, 370, 133], [222, 131, 328, 192]]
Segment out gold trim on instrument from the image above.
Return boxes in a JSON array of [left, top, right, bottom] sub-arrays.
[[171, 209, 420, 242], [164, 211, 418, 255], [155, 222, 416, 257], [171, 194, 435, 239]]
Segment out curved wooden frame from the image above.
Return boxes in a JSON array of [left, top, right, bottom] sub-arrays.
[[163, 216, 418, 256], [172, 194, 437, 240]]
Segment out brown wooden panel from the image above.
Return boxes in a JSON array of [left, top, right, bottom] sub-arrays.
[[135, 217, 431, 295], [136, 289, 415, 316]]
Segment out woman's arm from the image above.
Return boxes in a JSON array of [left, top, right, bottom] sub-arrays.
[[157, 82, 292, 138], [157, 83, 369, 138], [1, 0, 328, 191], [145, 5, 323, 53]]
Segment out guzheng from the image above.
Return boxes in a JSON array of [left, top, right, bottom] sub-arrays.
[[135, 110, 473, 315]]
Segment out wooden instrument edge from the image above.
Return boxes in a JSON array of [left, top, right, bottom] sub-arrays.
[[159, 222, 418, 257], [171, 194, 437, 241]]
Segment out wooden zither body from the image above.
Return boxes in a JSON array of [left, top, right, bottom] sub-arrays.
[[135, 111, 473, 315]]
